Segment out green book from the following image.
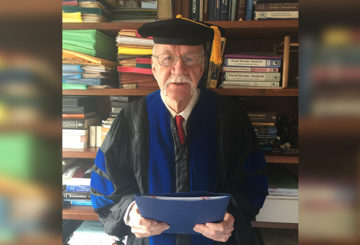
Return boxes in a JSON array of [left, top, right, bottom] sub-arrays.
[[267, 165, 298, 196], [63, 83, 87, 90]]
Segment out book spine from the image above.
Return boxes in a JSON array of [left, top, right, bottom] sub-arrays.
[[230, 0, 237, 21], [225, 58, 281, 67], [63, 192, 91, 199], [117, 66, 153, 75], [96, 125, 102, 147], [203, 0, 208, 20], [245, 0, 254, 20], [207, 0, 215, 20], [255, 2, 298, 11], [63, 199, 92, 206], [248, 112, 277, 121], [62, 114, 85, 119], [221, 81, 280, 87], [64, 185, 91, 193], [190, 0, 200, 20], [224, 72, 281, 81], [254, 10, 298, 20], [236, 0, 246, 20], [220, 0, 230, 20], [215, 0, 221, 20], [253, 126, 278, 136], [62, 119, 85, 129], [89, 126, 96, 148], [62, 129, 88, 136], [222, 66, 279, 72]]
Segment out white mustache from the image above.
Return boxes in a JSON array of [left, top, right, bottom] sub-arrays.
[[163, 75, 195, 96]]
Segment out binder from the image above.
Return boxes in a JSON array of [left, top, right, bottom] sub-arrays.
[[134, 191, 231, 235]]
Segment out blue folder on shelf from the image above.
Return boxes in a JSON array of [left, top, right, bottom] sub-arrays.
[[134, 191, 231, 235]]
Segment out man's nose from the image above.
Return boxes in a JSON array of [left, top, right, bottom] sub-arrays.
[[171, 56, 188, 75]]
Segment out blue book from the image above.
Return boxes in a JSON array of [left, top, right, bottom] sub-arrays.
[[62, 78, 113, 85], [64, 198, 92, 206], [63, 73, 82, 79], [64, 185, 90, 193], [134, 191, 231, 235], [62, 64, 83, 72], [245, 0, 254, 20]]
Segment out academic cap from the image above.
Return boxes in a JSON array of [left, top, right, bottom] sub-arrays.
[[138, 15, 226, 65]]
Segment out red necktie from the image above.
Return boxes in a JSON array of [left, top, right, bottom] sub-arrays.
[[175, 115, 186, 145]]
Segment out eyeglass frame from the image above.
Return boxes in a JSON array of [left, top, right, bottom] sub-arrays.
[[152, 51, 204, 67]]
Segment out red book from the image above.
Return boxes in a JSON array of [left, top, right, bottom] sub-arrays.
[[136, 57, 152, 64], [117, 66, 153, 75]]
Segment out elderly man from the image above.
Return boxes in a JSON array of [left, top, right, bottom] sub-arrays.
[[90, 17, 268, 245]]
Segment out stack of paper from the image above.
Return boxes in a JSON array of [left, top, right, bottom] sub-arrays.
[[62, 30, 118, 89], [62, 0, 119, 23], [68, 221, 119, 245], [116, 28, 158, 89]]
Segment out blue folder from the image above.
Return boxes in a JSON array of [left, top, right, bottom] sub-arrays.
[[134, 191, 231, 235]]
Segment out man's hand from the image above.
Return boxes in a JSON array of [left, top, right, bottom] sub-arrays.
[[128, 203, 170, 238], [193, 212, 234, 242]]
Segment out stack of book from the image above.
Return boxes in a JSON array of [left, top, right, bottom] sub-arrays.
[[62, 159, 93, 206], [111, 0, 157, 22], [62, 30, 118, 90], [116, 28, 158, 89], [63, 96, 100, 149], [254, 0, 299, 20], [256, 165, 298, 223], [67, 221, 120, 245], [109, 96, 140, 118], [62, 0, 119, 23], [219, 53, 282, 89], [248, 111, 279, 152]]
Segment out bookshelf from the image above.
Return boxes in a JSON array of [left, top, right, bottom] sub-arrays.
[[63, 148, 298, 164], [62, 19, 299, 231]]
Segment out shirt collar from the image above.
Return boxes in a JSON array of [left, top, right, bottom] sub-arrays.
[[160, 89, 200, 121]]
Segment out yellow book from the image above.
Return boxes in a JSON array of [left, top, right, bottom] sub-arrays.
[[62, 49, 117, 67], [117, 46, 153, 55], [62, 11, 83, 23]]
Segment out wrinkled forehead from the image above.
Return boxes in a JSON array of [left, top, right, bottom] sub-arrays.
[[153, 44, 204, 55]]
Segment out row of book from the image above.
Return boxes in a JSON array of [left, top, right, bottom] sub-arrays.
[[116, 28, 159, 89], [63, 95, 139, 149], [190, 0, 299, 21], [217, 53, 283, 89], [62, 0, 157, 23]]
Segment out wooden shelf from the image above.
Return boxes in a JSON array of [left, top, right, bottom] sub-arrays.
[[63, 20, 298, 38], [63, 206, 98, 220], [63, 88, 298, 96], [251, 221, 298, 229], [62, 206, 298, 229], [62, 148, 298, 164], [62, 147, 99, 158]]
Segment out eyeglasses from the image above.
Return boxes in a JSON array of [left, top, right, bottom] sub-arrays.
[[152, 53, 203, 67]]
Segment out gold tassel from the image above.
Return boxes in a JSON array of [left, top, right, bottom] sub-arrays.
[[210, 26, 222, 65], [176, 14, 182, 18]]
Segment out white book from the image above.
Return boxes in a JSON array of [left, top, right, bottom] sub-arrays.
[[96, 125, 102, 147], [254, 11, 299, 20], [62, 129, 88, 136], [224, 72, 281, 82], [89, 126, 96, 148], [220, 81, 280, 87], [256, 195, 298, 223]]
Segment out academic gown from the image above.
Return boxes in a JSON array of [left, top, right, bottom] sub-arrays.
[[90, 89, 268, 245]]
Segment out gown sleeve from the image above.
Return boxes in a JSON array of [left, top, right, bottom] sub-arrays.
[[90, 112, 139, 238]]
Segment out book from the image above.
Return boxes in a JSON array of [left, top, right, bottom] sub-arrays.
[[220, 0, 230, 20], [117, 66, 153, 74], [62, 95, 95, 106], [134, 191, 231, 234], [256, 195, 298, 223], [267, 165, 298, 196], [222, 66, 279, 73], [220, 81, 280, 87], [63, 191, 91, 199], [224, 54, 282, 67], [254, 10, 299, 20], [245, 0, 254, 20], [110, 100, 130, 108], [95, 125, 102, 147], [248, 111, 277, 122], [253, 126, 278, 137], [89, 125, 96, 148], [229, 0, 237, 21], [63, 128, 88, 136], [62, 117, 100, 129], [62, 49, 118, 67], [64, 185, 91, 193], [190, 0, 200, 21], [224, 72, 281, 82], [236, 0, 246, 20], [255, 2, 298, 11], [64, 198, 92, 206]]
